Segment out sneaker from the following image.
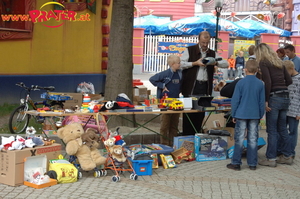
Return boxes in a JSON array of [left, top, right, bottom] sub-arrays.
[[249, 166, 256, 170], [258, 159, 277, 167], [277, 155, 293, 165], [226, 163, 241, 171]]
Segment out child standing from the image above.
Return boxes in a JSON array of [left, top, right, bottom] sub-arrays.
[[149, 55, 182, 146], [228, 55, 236, 80], [235, 51, 245, 78], [280, 60, 300, 160], [227, 60, 265, 171]]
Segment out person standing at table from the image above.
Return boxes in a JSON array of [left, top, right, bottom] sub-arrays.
[[180, 31, 228, 135], [149, 55, 182, 146], [226, 60, 265, 171], [254, 43, 293, 167], [235, 51, 245, 79], [284, 44, 300, 72]]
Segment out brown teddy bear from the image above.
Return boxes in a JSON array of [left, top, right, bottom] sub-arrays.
[[81, 128, 106, 167], [111, 145, 126, 163], [57, 123, 96, 171]]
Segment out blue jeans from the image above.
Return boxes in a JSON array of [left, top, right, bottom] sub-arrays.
[[232, 119, 259, 166], [287, 116, 299, 156], [266, 96, 291, 159], [236, 66, 243, 78], [228, 68, 235, 79]]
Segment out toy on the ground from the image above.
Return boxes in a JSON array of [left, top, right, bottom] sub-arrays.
[[57, 123, 104, 171], [111, 145, 126, 163], [109, 127, 126, 146]]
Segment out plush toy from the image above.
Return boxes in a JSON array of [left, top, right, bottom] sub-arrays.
[[26, 126, 36, 139], [109, 127, 126, 146], [111, 145, 126, 163], [88, 100, 99, 113], [99, 101, 118, 111], [42, 137, 55, 146], [57, 123, 97, 171], [104, 137, 116, 152], [82, 128, 106, 166], [32, 136, 45, 146], [25, 139, 36, 148], [0, 136, 15, 151]]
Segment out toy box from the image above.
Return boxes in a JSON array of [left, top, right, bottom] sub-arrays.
[[147, 144, 174, 165], [227, 137, 266, 159], [130, 158, 153, 176], [0, 143, 61, 186], [195, 134, 228, 162], [173, 135, 195, 150], [24, 155, 57, 189]]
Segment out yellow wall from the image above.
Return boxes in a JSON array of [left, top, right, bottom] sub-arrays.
[[0, 0, 112, 75]]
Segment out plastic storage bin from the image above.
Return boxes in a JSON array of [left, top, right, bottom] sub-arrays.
[[148, 144, 174, 165], [130, 159, 153, 176], [41, 92, 73, 101]]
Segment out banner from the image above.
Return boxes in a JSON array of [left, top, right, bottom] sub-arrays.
[[233, 40, 255, 60], [157, 42, 196, 54]]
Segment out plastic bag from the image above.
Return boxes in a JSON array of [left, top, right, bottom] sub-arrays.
[[77, 82, 95, 94]]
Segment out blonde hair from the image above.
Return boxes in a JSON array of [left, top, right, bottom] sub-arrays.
[[283, 60, 295, 70], [246, 60, 258, 73], [254, 43, 283, 68], [167, 54, 180, 66]]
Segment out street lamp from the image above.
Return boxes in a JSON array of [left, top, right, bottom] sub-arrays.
[[214, 0, 223, 52]]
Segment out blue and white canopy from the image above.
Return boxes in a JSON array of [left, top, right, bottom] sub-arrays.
[[235, 19, 291, 37], [134, 15, 171, 35]]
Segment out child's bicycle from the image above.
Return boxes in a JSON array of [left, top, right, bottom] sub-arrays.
[[9, 82, 66, 134]]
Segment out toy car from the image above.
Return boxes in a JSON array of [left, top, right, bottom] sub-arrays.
[[162, 98, 184, 111]]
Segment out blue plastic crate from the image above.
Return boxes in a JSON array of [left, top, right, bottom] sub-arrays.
[[130, 158, 153, 176]]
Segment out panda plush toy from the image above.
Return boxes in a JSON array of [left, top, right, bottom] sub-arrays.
[[100, 101, 119, 111]]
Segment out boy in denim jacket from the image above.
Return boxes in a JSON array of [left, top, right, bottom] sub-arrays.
[[149, 55, 182, 146]]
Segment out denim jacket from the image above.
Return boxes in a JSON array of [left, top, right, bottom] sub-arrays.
[[149, 68, 182, 99]]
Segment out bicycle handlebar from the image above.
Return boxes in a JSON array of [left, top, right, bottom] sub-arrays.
[[16, 82, 55, 91]]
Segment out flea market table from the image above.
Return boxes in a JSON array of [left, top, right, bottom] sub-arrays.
[[25, 109, 230, 140]]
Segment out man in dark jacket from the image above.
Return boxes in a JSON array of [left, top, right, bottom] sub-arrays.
[[180, 31, 228, 135]]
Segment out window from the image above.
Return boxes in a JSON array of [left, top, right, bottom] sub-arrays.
[[0, 0, 35, 40]]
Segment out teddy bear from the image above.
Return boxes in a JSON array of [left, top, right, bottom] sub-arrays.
[[111, 145, 126, 164], [57, 122, 99, 171], [104, 137, 116, 153], [81, 128, 106, 166]]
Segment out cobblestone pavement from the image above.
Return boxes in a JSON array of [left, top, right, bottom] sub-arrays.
[[1, 129, 300, 199]]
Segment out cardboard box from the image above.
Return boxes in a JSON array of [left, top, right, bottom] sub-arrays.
[[195, 134, 228, 162], [133, 85, 148, 102], [178, 98, 193, 110], [203, 113, 226, 130], [173, 135, 195, 150], [63, 93, 83, 109], [0, 143, 61, 186]]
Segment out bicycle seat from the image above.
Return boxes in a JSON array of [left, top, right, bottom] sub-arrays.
[[43, 86, 55, 91]]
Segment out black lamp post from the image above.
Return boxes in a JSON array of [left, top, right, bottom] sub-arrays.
[[214, 0, 223, 52]]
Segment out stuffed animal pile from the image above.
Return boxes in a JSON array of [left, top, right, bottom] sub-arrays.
[[57, 123, 106, 171], [0, 127, 55, 151]]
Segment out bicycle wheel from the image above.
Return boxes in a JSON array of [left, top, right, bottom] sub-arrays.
[[9, 105, 30, 134]]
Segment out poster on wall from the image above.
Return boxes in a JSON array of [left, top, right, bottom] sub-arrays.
[[157, 42, 196, 54], [233, 40, 255, 60]]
